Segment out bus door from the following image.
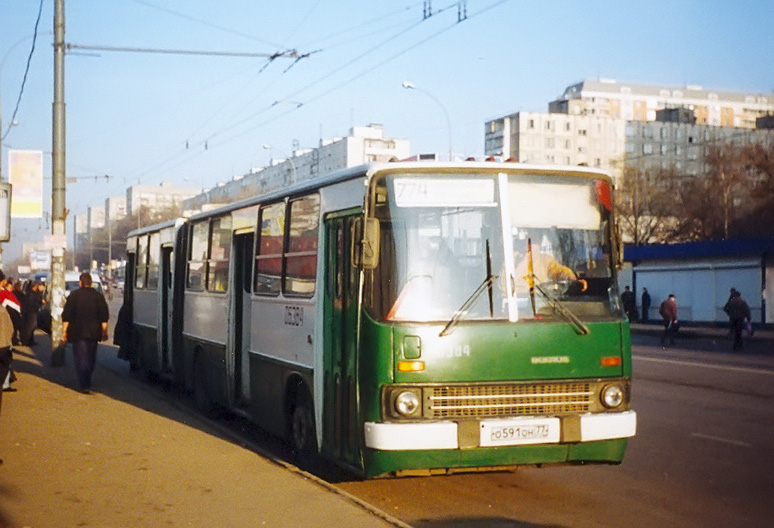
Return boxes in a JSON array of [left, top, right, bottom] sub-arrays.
[[230, 232, 254, 407], [160, 246, 173, 374], [322, 213, 361, 466]]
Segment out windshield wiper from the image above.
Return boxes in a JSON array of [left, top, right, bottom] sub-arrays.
[[532, 282, 590, 336], [440, 240, 497, 337]]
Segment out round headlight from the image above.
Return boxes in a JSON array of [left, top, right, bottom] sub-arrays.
[[601, 384, 624, 409], [395, 391, 420, 417]]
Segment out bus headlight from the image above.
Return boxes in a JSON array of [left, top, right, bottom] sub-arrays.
[[394, 390, 421, 417], [601, 383, 625, 409]]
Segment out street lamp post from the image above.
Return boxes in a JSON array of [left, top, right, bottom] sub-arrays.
[[263, 144, 298, 185], [401, 81, 453, 161]]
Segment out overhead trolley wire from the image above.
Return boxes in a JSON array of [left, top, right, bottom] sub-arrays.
[[208, 0, 511, 150], [2, 0, 45, 142]]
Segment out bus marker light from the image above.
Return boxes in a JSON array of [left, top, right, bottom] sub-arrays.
[[595, 179, 612, 210], [600, 356, 621, 367], [398, 361, 425, 372]]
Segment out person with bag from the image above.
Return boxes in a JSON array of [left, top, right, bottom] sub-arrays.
[[724, 289, 751, 351], [659, 294, 678, 348], [62, 272, 110, 393]]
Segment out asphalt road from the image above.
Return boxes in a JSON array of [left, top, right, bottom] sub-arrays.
[[95, 293, 774, 527]]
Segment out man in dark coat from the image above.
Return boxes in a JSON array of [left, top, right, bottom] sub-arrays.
[[641, 287, 651, 323], [62, 273, 109, 393], [621, 286, 636, 321], [21, 281, 44, 346], [724, 290, 751, 351]]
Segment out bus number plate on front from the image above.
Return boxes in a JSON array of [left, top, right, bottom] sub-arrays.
[[480, 418, 561, 447]]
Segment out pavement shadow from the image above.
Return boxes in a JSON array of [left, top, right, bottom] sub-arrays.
[[12, 330, 357, 484]]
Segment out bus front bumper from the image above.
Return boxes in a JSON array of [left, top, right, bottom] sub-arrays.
[[364, 410, 636, 451]]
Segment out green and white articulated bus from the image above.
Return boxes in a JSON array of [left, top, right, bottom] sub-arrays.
[[123, 161, 636, 478]]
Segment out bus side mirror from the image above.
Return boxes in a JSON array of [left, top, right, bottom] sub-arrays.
[[351, 218, 380, 270], [362, 218, 380, 269]]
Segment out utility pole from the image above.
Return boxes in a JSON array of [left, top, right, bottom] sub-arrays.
[[50, 0, 66, 345]]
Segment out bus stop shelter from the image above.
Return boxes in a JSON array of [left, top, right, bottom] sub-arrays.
[[622, 237, 774, 326]]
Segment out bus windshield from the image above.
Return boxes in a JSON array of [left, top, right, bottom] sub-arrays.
[[366, 171, 622, 324]]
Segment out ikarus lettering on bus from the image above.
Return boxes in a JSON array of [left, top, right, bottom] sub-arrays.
[[531, 356, 570, 364]]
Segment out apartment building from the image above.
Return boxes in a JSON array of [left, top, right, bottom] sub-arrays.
[[126, 181, 201, 217], [183, 124, 410, 211], [624, 117, 774, 177], [549, 78, 774, 128], [485, 111, 627, 181]]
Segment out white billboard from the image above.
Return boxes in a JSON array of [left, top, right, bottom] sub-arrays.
[[9, 150, 43, 218]]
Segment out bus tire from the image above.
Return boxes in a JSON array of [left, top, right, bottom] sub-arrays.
[[288, 385, 316, 455], [193, 351, 216, 416]]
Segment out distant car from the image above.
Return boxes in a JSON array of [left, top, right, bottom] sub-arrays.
[[65, 271, 105, 297], [38, 272, 106, 333]]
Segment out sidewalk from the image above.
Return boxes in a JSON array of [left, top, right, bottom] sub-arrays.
[[629, 321, 774, 352], [0, 335, 405, 528]]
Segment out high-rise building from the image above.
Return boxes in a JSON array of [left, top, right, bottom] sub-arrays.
[[126, 182, 201, 217], [183, 124, 410, 211], [549, 78, 774, 128]]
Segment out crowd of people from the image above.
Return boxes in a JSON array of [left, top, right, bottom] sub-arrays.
[[0, 271, 46, 393]]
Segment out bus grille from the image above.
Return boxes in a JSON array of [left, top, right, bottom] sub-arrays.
[[426, 382, 594, 418]]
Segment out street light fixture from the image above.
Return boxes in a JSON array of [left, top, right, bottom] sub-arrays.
[[263, 144, 298, 185], [401, 81, 453, 161]]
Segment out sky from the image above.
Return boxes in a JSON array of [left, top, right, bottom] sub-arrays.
[[1, 0, 773, 263]]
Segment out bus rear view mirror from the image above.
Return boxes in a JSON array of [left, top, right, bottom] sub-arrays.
[[362, 218, 380, 269], [351, 218, 380, 270]]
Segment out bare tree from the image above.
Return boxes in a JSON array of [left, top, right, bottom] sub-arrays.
[[728, 141, 774, 237], [616, 166, 690, 245], [620, 139, 774, 245]]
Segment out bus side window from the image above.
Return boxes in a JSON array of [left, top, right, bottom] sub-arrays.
[[255, 202, 285, 295], [187, 221, 208, 291], [284, 194, 320, 297], [207, 215, 232, 292], [135, 235, 148, 290]]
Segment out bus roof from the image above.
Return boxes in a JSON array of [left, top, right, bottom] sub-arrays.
[[129, 161, 613, 235]]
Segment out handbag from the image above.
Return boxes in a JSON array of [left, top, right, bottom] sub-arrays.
[[51, 340, 67, 367]]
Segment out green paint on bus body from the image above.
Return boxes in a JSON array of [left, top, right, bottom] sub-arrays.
[[349, 312, 633, 477]]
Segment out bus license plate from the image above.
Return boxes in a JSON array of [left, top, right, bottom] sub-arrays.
[[480, 418, 561, 447]]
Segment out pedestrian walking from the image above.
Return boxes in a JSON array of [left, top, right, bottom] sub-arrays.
[[62, 272, 110, 393], [659, 294, 678, 347], [641, 287, 651, 323], [723, 289, 751, 351], [621, 286, 637, 321]]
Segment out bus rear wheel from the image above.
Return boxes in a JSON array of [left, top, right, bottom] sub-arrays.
[[289, 387, 316, 455]]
